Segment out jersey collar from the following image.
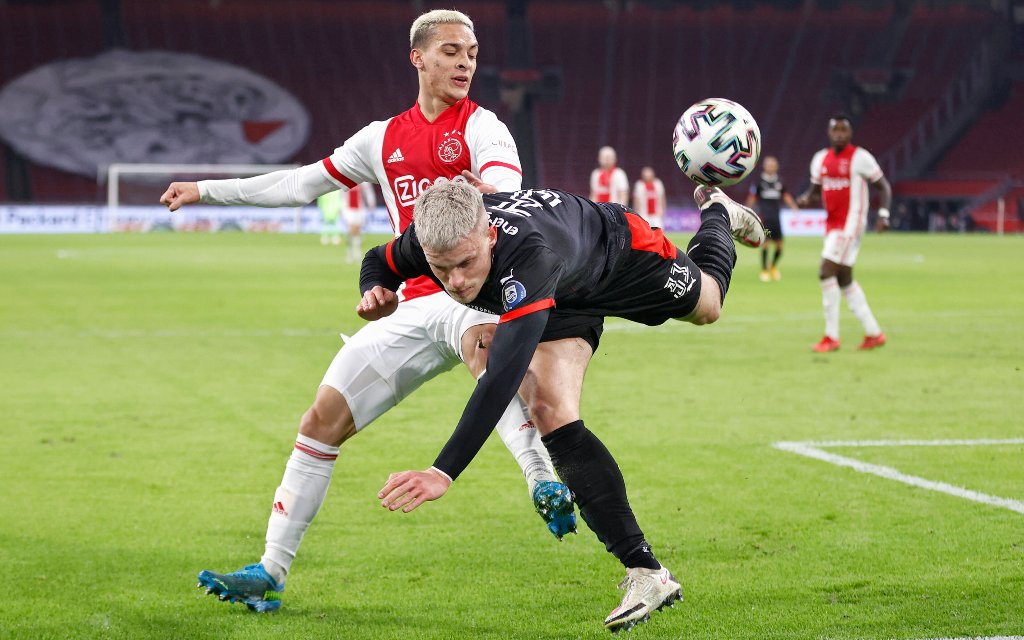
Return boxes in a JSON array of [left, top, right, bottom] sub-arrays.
[[411, 97, 469, 125]]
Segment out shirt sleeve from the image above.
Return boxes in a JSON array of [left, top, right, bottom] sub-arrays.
[[431, 307, 549, 479], [496, 246, 562, 320], [853, 148, 884, 182], [467, 108, 523, 191], [809, 149, 827, 185], [359, 223, 431, 295], [589, 169, 600, 196], [320, 120, 387, 189], [429, 245, 563, 479], [199, 162, 336, 207]]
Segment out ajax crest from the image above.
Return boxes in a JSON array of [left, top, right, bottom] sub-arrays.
[[438, 131, 464, 163]]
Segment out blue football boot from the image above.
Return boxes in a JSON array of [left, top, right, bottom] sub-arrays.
[[196, 563, 283, 612], [532, 480, 577, 540]]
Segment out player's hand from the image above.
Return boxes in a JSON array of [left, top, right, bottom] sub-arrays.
[[461, 170, 498, 194], [159, 182, 200, 211], [356, 286, 399, 320], [378, 468, 452, 513], [795, 193, 810, 208], [875, 216, 891, 232]]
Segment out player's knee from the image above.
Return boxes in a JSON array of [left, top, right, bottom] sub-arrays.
[[299, 397, 356, 447], [460, 324, 495, 378], [525, 396, 574, 434], [690, 301, 721, 325]]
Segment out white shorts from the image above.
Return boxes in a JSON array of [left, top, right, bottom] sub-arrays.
[[320, 292, 498, 430], [341, 208, 366, 227], [822, 230, 862, 266]]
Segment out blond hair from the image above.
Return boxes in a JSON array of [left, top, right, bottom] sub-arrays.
[[414, 181, 487, 251], [410, 9, 474, 49]]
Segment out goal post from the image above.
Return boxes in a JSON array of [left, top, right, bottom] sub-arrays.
[[104, 162, 303, 232]]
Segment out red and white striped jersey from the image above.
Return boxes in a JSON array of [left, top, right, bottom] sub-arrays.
[[810, 145, 883, 234], [632, 178, 664, 219], [590, 167, 628, 204], [321, 97, 522, 299], [341, 182, 376, 213]]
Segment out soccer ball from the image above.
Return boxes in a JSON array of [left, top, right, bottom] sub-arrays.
[[672, 98, 761, 187]]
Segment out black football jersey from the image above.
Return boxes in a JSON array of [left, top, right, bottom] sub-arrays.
[[750, 173, 786, 217]]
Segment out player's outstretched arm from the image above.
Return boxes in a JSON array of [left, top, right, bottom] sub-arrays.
[[160, 182, 200, 211], [379, 468, 452, 512]]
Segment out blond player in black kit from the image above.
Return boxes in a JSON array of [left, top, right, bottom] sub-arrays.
[[358, 181, 765, 631]]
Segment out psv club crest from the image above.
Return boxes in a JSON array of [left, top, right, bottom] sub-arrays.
[[438, 130, 464, 163]]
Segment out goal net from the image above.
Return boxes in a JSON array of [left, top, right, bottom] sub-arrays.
[[105, 163, 316, 232]]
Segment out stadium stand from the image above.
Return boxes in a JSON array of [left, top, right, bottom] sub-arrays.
[[0, 0, 1017, 226]]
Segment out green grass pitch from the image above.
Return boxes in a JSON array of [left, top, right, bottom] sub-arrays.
[[1, 231, 1022, 639]]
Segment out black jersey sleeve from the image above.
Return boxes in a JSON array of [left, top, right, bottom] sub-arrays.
[[359, 223, 430, 295], [494, 245, 563, 320], [431, 307, 550, 480]]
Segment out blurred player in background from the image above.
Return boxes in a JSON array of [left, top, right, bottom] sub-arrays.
[[160, 9, 574, 613], [340, 182, 375, 262], [316, 189, 343, 246], [746, 156, 798, 281], [632, 166, 665, 228], [361, 181, 766, 631], [589, 145, 629, 205], [797, 115, 891, 352]]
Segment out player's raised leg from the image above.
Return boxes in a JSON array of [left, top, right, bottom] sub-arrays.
[[677, 186, 762, 326], [521, 338, 682, 631]]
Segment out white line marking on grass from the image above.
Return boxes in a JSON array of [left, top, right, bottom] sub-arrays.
[[773, 440, 1024, 516], [912, 637, 1024, 640], [794, 438, 1024, 448]]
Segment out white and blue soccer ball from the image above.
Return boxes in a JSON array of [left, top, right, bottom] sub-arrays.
[[672, 98, 761, 187]]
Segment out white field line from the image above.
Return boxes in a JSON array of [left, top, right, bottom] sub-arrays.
[[912, 637, 1024, 640], [793, 438, 1024, 448], [773, 440, 1024, 516]]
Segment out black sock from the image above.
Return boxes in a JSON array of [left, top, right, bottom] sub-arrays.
[[772, 246, 782, 267], [541, 420, 659, 570], [686, 205, 737, 303], [761, 247, 768, 270]]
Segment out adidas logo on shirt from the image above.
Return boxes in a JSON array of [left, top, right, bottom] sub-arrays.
[[387, 148, 405, 164]]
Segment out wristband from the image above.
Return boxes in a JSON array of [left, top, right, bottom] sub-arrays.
[[877, 208, 890, 219]]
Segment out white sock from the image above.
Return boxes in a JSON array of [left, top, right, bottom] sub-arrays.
[[842, 281, 881, 337], [260, 434, 339, 585], [821, 276, 840, 340], [492, 392, 557, 495]]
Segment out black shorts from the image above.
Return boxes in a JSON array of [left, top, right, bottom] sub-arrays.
[[577, 213, 704, 326], [541, 310, 604, 352], [762, 211, 783, 240]]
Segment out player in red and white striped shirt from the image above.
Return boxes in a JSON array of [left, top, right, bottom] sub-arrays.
[[798, 114, 892, 352], [161, 9, 572, 613], [589, 146, 629, 206], [631, 166, 666, 228]]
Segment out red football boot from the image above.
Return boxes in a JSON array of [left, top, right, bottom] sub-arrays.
[[812, 336, 841, 353], [858, 333, 887, 351]]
